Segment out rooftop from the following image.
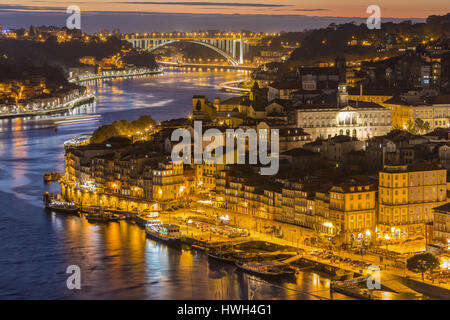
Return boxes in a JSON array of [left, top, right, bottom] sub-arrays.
[[433, 202, 450, 214]]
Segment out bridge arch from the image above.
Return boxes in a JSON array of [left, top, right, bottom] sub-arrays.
[[145, 40, 240, 66]]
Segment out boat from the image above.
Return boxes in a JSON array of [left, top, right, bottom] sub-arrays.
[[135, 212, 159, 227], [145, 223, 181, 247], [43, 192, 79, 214], [43, 172, 62, 183], [207, 249, 236, 264], [54, 114, 101, 127], [63, 134, 92, 149], [235, 261, 296, 279], [83, 206, 110, 223], [86, 213, 110, 223], [108, 214, 121, 222]]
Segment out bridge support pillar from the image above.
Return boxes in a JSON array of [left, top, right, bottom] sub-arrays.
[[232, 40, 236, 59], [239, 40, 244, 64]]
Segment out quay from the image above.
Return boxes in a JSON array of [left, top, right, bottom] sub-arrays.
[[45, 190, 449, 300], [0, 94, 95, 119], [70, 68, 163, 84]]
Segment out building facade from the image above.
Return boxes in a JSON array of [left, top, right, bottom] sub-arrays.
[[378, 163, 447, 241]]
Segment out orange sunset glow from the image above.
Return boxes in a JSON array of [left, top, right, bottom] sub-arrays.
[[1, 0, 449, 18]]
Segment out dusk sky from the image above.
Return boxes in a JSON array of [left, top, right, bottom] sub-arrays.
[[0, 1, 448, 32], [1, 0, 449, 17]]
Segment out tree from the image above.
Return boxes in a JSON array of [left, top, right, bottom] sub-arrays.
[[131, 115, 156, 131], [406, 253, 440, 280], [91, 124, 120, 143], [406, 119, 416, 134], [414, 118, 430, 134]]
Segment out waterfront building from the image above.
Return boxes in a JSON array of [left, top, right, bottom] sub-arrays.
[[432, 203, 450, 249], [62, 136, 188, 209], [378, 163, 447, 241], [329, 182, 377, 246], [151, 159, 185, 203], [218, 164, 378, 245]]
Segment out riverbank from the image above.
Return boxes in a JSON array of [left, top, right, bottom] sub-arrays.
[[218, 79, 252, 93], [0, 94, 96, 119], [70, 68, 163, 84]]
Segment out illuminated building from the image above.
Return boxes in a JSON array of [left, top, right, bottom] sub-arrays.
[[432, 203, 450, 249], [219, 165, 377, 245], [378, 163, 447, 241], [347, 85, 394, 104], [151, 160, 185, 203], [383, 94, 450, 130], [293, 84, 392, 140], [329, 182, 377, 246]]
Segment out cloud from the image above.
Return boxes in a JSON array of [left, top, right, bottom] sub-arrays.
[[0, 4, 64, 12], [118, 2, 290, 7], [292, 9, 327, 12]]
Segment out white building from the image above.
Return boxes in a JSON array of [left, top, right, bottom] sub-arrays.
[[292, 84, 392, 140]]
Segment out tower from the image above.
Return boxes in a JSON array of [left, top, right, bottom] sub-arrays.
[[337, 83, 348, 107]]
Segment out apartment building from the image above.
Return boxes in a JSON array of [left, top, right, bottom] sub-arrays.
[[378, 163, 447, 241], [432, 203, 450, 248]]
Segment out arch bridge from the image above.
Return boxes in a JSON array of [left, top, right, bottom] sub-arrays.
[[126, 37, 251, 66]]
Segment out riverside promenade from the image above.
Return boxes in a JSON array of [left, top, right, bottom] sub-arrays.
[[70, 68, 163, 84], [0, 94, 95, 119]]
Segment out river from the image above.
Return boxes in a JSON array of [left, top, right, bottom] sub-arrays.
[[0, 70, 352, 299]]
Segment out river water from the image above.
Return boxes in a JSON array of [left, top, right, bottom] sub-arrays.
[[0, 70, 353, 299]]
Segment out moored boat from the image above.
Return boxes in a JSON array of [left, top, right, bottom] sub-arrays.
[[235, 261, 296, 279], [207, 249, 236, 264], [145, 223, 181, 247], [83, 206, 110, 223], [86, 213, 110, 223], [108, 214, 121, 222], [43, 192, 79, 214]]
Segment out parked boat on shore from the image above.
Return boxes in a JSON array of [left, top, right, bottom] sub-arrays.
[[235, 261, 296, 279], [42, 192, 79, 214], [145, 223, 181, 247]]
